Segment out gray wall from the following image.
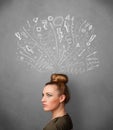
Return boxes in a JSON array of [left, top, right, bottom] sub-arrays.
[[0, 0, 113, 130]]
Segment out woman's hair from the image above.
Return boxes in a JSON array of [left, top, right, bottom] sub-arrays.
[[45, 73, 70, 104]]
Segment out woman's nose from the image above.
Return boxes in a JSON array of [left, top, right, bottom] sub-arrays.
[[41, 96, 46, 102]]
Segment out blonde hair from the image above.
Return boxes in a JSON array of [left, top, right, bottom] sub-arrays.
[[45, 73, 70, 104]]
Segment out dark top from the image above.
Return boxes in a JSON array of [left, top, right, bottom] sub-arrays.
[[43, 114, 73, 130]]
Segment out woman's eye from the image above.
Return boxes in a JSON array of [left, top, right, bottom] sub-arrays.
[[47, 93, 52, 97], [42, 93, 44, 97]]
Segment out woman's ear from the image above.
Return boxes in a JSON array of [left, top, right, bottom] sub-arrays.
[[59, 94, 66, 103]]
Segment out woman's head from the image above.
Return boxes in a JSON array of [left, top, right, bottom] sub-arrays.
[[41, 73, 70, 112], [45, 74, 70, 104], [46, 73, 70, 104]]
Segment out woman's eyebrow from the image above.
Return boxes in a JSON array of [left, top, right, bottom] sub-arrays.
[[46, 92, 53, 94], [42, 92, 53, 95]]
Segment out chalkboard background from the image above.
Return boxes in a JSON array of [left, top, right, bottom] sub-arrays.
[[0, 0, 113, 130]]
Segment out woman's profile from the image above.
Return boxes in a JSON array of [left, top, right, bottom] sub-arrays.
[[41, 73, 73, 130]]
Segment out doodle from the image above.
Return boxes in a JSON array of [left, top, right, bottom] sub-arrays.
[[64, 14, 72, 33], [26, 20, 31, 28], [78, 49, 86, 57], [41, 19, 48, 30], [15, 14, 100, 74], [53, 16, 64, 27], [48, 16, 54, 22], [33, 17, 38, 23], [76, 42, 80, 47], [56, 27, 63, 43], [15, 32, 22, 40]]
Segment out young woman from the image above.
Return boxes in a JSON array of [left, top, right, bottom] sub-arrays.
[[41, 73, 73, 130]]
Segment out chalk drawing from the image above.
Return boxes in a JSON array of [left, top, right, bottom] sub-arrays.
[[15, 14, 100, 74]]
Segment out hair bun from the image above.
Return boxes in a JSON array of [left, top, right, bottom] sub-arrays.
[[51, 73, 68, 83]]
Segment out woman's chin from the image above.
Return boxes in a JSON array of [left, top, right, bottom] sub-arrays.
[[43, 108, 50, 111]]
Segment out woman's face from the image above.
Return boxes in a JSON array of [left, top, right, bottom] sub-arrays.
[[41, 84, 64, 112]]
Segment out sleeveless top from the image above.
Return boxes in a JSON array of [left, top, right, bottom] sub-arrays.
[[43, 114, 73, 130]]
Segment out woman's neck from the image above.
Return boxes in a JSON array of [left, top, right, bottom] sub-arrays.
[[51, 105, 67, 119]]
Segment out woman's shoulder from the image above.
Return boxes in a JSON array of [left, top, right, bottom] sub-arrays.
[[43, 114, 73, 130], [54, 114, 73, 130], [43, 119, 57, 130]]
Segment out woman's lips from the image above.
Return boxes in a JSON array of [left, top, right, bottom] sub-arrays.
[[42, 104, 47, 107]]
